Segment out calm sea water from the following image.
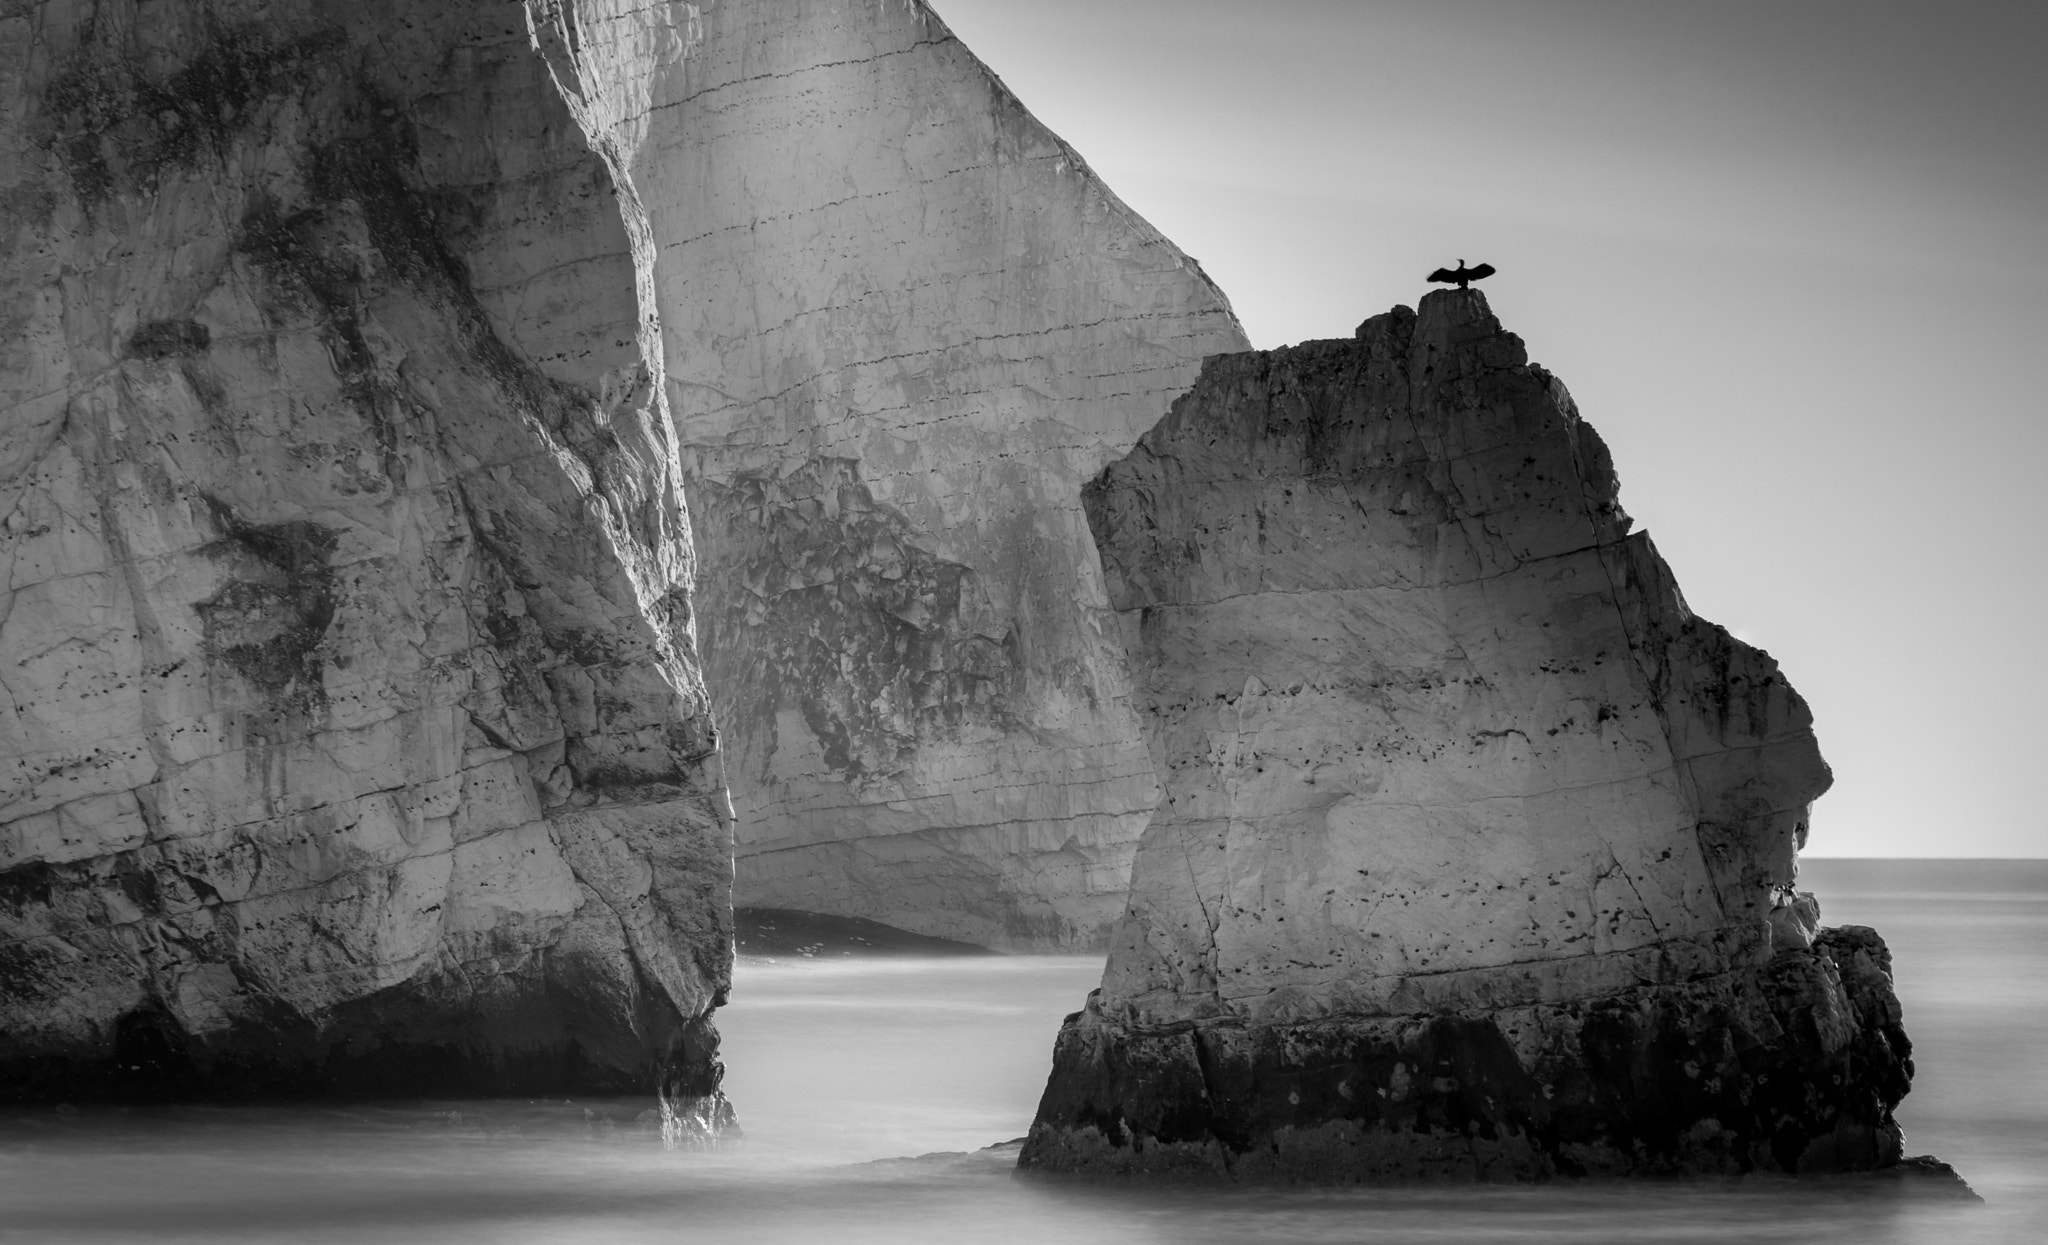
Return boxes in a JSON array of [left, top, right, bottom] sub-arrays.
[[2, 859, 2040, 1243]]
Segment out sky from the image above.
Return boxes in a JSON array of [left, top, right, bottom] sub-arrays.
[[936, 0, 2048, 859]]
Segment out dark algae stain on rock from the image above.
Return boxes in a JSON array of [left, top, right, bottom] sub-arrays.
[[125, 320, 212, 360], [1023, 290, 1942, 1181], [196, 498, 339, 709], [694, 457, 1020, 788], [40, 23, 344, 204]]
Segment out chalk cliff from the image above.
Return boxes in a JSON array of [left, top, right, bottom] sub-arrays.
[[526, 0, 1248, 949], [0, 0, 733, 1115], [1021, 292, 1914, 1178]]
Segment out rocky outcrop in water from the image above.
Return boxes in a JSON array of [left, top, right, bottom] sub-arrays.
[[1020, 292, 1916, 1178], [527, 0, 1248, 949], [1, 0, 733, 1112]]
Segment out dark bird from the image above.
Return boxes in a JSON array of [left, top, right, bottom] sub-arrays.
[[1427, 259, 1496, 289]]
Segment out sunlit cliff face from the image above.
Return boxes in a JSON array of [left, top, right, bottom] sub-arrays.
[[0, 0, 731, 1102], [526, 0, 1247, 950]]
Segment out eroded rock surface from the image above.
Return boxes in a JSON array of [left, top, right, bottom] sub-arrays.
[[1021, 292, 1915, 1177], [1, 0, 733, 1110], [527, 0, 1249, 948]]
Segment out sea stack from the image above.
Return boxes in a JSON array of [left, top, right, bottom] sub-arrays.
[[527, 0, 1248, 949], [1021, 291, 1915, 1178], [0, 0, 733, 1115]]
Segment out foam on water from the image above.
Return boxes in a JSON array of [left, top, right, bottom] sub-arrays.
[[1, 860, 2038, 1244]]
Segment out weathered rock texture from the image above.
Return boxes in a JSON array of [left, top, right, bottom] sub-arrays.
[[1021, 292, 1914, 1178], [1, 0, 734, 1111], [526, 0, 1248, 948]]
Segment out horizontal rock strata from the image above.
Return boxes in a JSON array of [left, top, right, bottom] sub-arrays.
[[1021, 291, 1915, 1177], [528, 0, 1249, 948], [1, 0, 733, 1111]]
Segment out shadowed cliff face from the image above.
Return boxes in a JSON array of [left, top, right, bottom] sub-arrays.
[[526, 0, 1249, 949], [0, 0, 733, 1110], [1021, 292, 1911, 1179]]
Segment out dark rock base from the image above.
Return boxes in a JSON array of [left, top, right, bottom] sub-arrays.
[[1020, 928, 1919, 1181], [0, 980, 731, 1114], [735, 908, 997, 960]]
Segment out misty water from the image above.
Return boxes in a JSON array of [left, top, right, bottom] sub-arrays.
[[3, 860, 2040, 1244]]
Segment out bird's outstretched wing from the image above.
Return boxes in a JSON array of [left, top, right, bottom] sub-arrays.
[[1426, 267, 1456, 283], [1468, 263, 1496, 280]]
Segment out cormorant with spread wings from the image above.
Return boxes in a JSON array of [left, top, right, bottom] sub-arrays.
[[1427, 260, 1495, 289]]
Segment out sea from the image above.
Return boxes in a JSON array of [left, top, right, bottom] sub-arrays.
[[2, 859, 2041, 1244]]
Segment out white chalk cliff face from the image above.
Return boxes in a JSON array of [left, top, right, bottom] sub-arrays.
[[1023, 293, 1916, 1178], [526, 0, 1249, 949], [1, 0, 734, 1111]]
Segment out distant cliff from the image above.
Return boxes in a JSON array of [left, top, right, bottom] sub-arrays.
[[1022, 292, 1915, 1178], [527, 0, 1249, 949], [0, 0, 732, 1114]]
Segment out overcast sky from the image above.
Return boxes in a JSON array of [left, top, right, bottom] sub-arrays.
[[936, 0, 2048, 859]]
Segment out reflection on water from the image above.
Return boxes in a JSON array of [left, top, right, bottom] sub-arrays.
[[1, 860, 2039, 1244]]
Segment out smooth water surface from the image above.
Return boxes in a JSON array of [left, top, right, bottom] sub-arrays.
[[1, 860, 2039, 1243]]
